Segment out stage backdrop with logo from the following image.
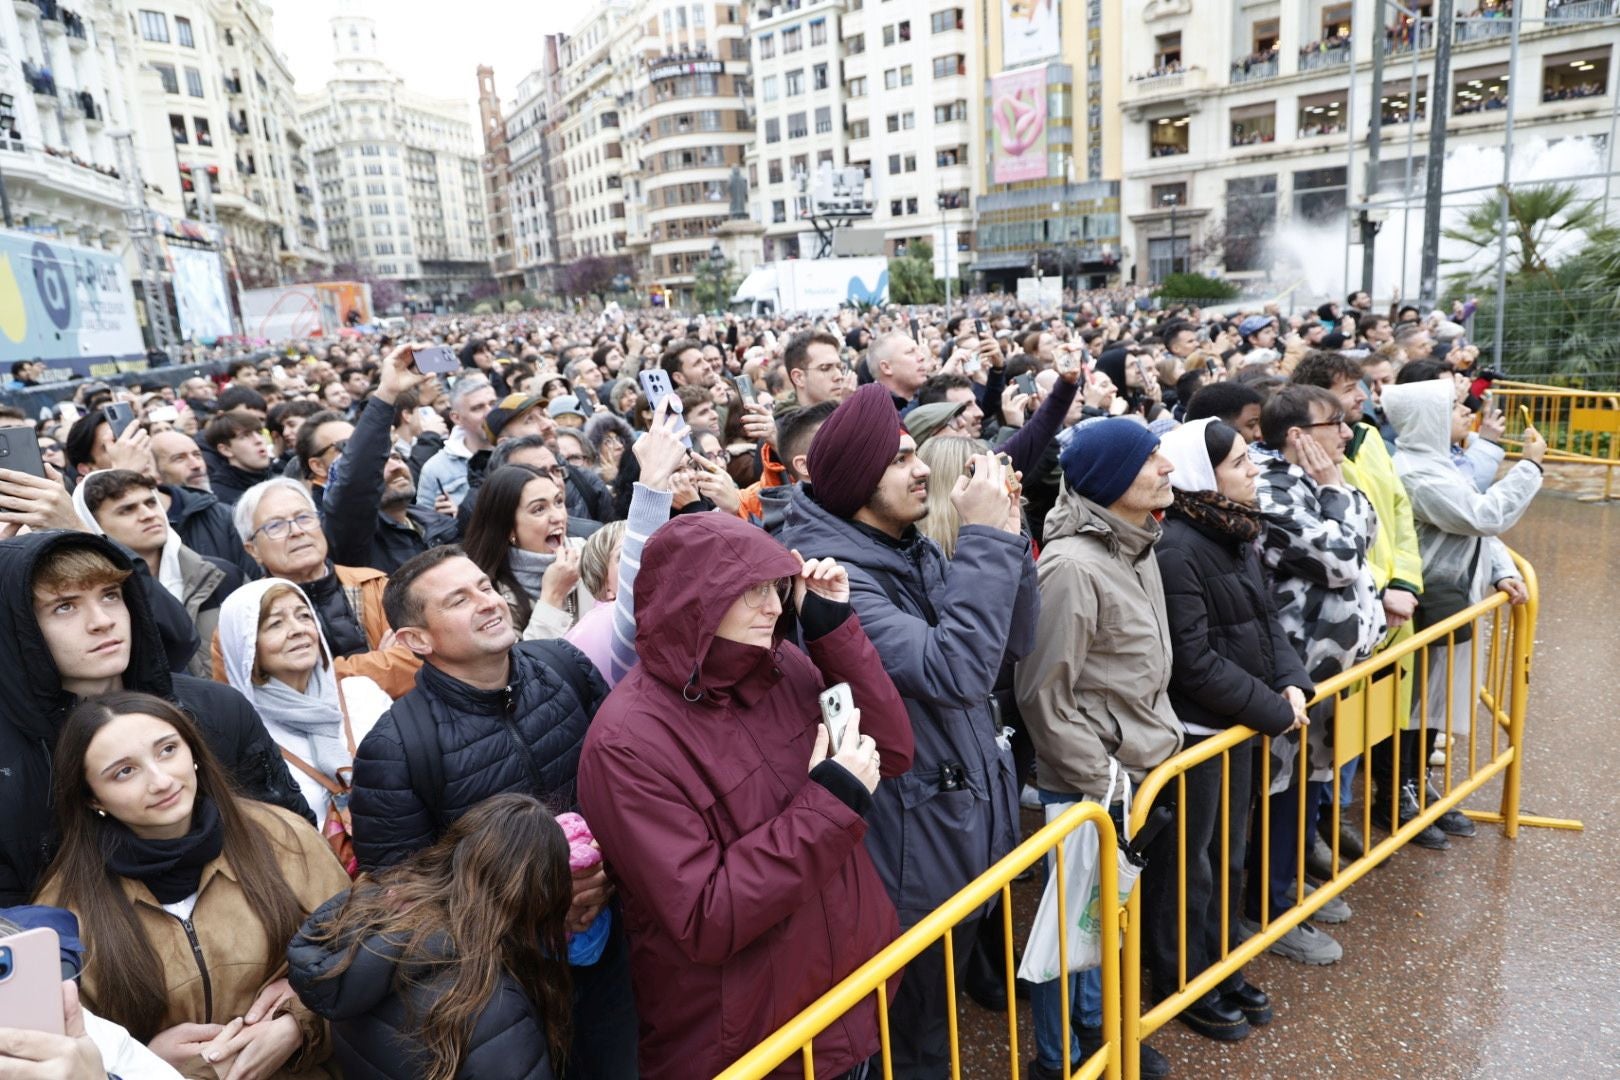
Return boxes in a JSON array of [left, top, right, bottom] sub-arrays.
[[1001, 0, 1060, 69], [990, 66, 1051, 185], [169, 245, 235, 341], [0, 229, 145, 378]]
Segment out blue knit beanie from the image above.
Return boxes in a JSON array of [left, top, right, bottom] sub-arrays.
[[1059, 418, 1162, 508]]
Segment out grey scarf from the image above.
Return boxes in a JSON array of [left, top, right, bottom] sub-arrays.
[[256, 670, 348, 783], [507, 546, 556, 599]]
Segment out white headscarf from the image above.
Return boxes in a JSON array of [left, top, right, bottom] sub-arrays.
[[71, 469, 186, 600], [1158, 417, 1221, 493], [218, 578, 349, 781]]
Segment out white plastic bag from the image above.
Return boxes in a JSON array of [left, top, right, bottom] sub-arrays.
[[1017, 760, 1143, 982]]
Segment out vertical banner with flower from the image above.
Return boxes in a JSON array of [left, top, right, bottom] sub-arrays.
[[990, 66, 1050, 185]]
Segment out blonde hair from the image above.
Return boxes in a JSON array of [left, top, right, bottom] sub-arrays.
[[30, 546, 130, 599], [578, 521, 626, 600], [917, 436, 988, 559]]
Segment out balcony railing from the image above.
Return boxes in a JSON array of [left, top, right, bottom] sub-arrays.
[[1385, 23, 1432, 55], [1230, 53, 1279, 84], [224, 76, 243, 95], [1456, 16, 1513, 42], [1299, 38, 1351, 70], [1546, 0, 1617, 22]]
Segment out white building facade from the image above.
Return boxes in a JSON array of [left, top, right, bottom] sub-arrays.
[[299, 4, 488, 308], [505, 50, 562, 295], [1118, 0, 1617, 288]]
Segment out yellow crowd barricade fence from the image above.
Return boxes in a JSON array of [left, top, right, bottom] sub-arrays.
[[716, 800, 1125, 1080], [726, 553, 1577, 1080], [1119, 549, 1581, 1079], [1487, 380, 1620, 502]]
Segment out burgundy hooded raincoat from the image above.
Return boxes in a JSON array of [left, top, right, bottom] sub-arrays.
[[577, 512, 914, 1079]]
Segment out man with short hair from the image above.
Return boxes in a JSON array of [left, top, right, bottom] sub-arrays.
[[1160, 319, 1199, 360], [1237, 315, 1277, 354], [1292, 351, 1442, 858], [1358, 314, 1394, 348], [1016, 419, 1183, 1078], [74, 469, 242, 678], [63, 410, 153, 480], [294, 410, 353, 505], [216, 385, 268, 426], [1183, 382, 1265, 444], [782, 331, 850, 407], [1348, 289, 1372, 314], [149, 430, 258, 579], [0, 531, 309, 904], [415, 373, 496, 511], [916, 373, 985, 438], [322, 346, 459, 574], [779, 384, 1036, 1078], [348, 546, 635, 1077], [739, 400, 837, 534], [1393, 323, 1433, 361], [201, 412, 273, 506], [1243, 385, 1385, 965], [660, 338, 718, 389], [868, 331, 929, 410]]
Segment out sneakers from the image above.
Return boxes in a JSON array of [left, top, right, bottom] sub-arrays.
[[1238, 916, 1344, 966], [1315, 815, 1366, 860], [1426, 780, 1478, 837], [1371, 780, 1451, 850], [1286, 879, 1353, 924], [1306, 833, 1338, 881]]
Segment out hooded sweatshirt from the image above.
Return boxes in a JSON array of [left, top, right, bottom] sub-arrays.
[[1382, 379, 1538, 597], [576, 513, 913, 1080], [1014, 483, 1184, 799], [0, 532, 310, 904]]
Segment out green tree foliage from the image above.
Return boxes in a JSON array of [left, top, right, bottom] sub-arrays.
[[1154, 272, 1240, 302], [889, 239, 943, 305], [693, 256, 739, 312]]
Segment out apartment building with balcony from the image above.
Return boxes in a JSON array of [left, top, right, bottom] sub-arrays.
[[971, 0, 1125, 291], [126, 0, 327, 285], [551, 2, 635, 268], [1119, 0, 1616, 285], [299, 4, 488, 308], [839, 0, 984, 276], [0, 0, 133, 248], [505, 43, 563, 295], [746, 0, 844, 260]]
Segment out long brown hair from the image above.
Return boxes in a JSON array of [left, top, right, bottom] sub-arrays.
[[37, 691, 309, 1041], [306, 793, 574, 1079]]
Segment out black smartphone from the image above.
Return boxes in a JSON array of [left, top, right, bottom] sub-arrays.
[[909, 316, 920, 342], [975, 318, 988, 337], [735, 374, 757, 404], [411, 346, 460, 374], [0, 428, 48, 478], [1015, 373, 1038, 397], [101, 402, 136, 440]]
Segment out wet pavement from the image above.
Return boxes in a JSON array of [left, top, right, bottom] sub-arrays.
[[953, 491, 1620, 1079]]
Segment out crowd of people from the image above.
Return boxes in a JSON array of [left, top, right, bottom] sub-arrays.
[[0, 285, 1546, 1080]]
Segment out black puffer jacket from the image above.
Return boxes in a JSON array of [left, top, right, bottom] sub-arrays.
[[1155, 510, 1314, 738], [0, 532, 312, 905], [287, 893, 556, 1080], [163, 483, 261, 580], [349, 640, 607, 870]]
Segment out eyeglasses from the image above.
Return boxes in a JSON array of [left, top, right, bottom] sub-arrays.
[[741, 578, 792, 609], [1301, 415, 1349, 429], [563, 453, 588, 466], [250, 511, 319, 542], [313, 439, 348, 459], [701, 448, 733, 465]]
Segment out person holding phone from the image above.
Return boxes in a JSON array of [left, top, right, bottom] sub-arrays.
[[34, 692, 349, 1078], [577, 513, 912, 1080]]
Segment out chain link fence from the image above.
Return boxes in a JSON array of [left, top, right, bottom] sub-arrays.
[[1473, 289, 1620, 389]]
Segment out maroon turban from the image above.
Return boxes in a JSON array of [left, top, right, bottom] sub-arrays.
[[806, 383, 905, 519]]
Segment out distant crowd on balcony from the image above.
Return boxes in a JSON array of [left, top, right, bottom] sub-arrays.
[[1231, 46, 1279, 80], [40, 144, 121, 181], [1543, 79, 1606, 102], [1131, 59, 1185, 82]]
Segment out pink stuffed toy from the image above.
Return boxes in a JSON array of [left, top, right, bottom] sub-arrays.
[[556, 812, 603, 871]]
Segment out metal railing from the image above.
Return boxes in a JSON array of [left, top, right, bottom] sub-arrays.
[[1488, 381, 1620, 502], [1118, 550, 1576, 1079], [718, 801, 1125, 1080]]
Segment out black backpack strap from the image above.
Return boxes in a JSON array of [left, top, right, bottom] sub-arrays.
[[525, 638, 600, 714], [394, 704, 447, 829]]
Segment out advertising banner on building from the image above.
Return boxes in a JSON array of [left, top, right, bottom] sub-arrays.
[[1001, 0, 1060, 69], [990, 66, 1050, 185], [0, 229, 144, 377], [169, 245, 234, 341]]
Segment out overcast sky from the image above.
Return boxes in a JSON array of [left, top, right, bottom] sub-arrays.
[[271, 0, 570, 115]]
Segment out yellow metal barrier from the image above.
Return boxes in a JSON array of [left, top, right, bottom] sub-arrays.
[[717, 801, 1125, 1080], [1118, 550, 1578, 1080], [1488, 381, 1620, 502]]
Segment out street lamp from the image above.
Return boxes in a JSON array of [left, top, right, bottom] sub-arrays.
[[1161, 191, 1182, 276], [936, 188, 952, 308]]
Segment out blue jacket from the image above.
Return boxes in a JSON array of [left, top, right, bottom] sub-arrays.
[[778, 486, 1039, 919]]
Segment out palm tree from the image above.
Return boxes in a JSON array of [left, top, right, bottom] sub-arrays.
[[1441, 182, 1610, 296]]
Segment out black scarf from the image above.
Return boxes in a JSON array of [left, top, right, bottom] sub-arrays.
[[1171, 489, 1263, 545], [102, 796, 224, 905]]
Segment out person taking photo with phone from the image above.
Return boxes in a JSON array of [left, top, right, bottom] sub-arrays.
[[576, 512, 912, 1080]]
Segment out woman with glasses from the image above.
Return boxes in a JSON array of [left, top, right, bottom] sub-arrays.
[[463, 465, 595, 641], [576, 512, 913, 1080]]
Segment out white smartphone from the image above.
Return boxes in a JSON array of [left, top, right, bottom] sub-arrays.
[[819, 682, 855, 752], [0, 927, 65, 1035]]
